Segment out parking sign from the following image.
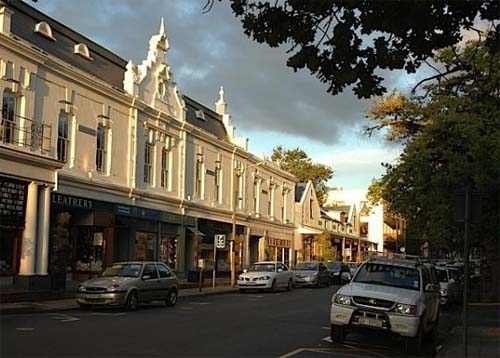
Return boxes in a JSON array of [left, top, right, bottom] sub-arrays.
[[215, 234, 226, 249]]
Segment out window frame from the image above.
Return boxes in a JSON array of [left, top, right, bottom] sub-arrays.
[[1, 90, 17, 144], [160, 146, 169, 189], [95, 124, 106, 172], [144, 141, 154, 184], [57, 112, 69, 162]]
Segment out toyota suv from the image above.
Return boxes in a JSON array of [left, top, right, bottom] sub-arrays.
[[330, 255, 440, 353]]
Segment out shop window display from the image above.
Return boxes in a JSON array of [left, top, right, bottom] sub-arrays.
[[136, 232, 156, 261], [75, 228, 104, 273], [160, 236, 177, 269]]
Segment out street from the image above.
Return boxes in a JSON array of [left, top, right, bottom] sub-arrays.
[[1, 286, 452, 358]]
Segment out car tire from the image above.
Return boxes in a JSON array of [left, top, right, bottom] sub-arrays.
[[330, 324, 346, 344], [165, 288, 178, 307], [286, 279, 293, 291], [405, 320, 423, 354], [78, 302, 92, 310], [125, 291, 138, 311]]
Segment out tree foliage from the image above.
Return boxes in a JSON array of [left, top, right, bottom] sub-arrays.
[[271, 145, 333, 205], [367, 39, 499, 263], [222, 0, 499, 99]]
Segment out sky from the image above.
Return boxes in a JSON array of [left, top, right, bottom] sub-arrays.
[[31, 0, 417, 193]]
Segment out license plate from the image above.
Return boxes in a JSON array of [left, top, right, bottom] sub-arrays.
[[358, 317, 383, 328], [84, 294, 101, 299], [246, 281, 256, 285]]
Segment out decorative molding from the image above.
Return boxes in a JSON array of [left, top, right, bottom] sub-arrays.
[[34, 22, 55, 41]]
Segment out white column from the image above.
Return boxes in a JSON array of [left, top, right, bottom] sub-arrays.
[[36, 185, 51, 275], [19, 182, 38, 275]]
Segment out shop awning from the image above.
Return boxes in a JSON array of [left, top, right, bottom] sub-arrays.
[[298, 227, 323, 235], [187, 227, 205, 236]]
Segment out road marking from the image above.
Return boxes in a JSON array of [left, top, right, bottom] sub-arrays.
[[189, 302, 211, 305], [90, 312, 127, 316], [180, 307, 193, 310], [321, 326, 330, 330], [322, 336, 332, 343], [277, 348, 332, 358], [50, 314, 80, 322], [16, 327, 34, 331]]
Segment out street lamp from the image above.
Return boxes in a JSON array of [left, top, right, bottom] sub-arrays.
[[230, 160, 265, 288]]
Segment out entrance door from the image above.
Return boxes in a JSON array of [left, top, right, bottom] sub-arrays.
[[249, 236, 259, 264], [136, 232, 156, 261]]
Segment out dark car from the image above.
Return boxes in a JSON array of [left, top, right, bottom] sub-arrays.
[[325, 262, 351, 284]]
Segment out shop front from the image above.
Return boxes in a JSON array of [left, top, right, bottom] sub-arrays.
[[0, 176, 28, 278]]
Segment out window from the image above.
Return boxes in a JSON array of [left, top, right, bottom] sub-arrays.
[[157, 264, 172, 278], [309, 198, 314, 219], [1, 90, 16, 144], [253, 179, 259, 213], [195, 159, 203, 197], [74, 43, 92, 60], [236, 173, 244, 209], [214, 165, 221, 202], [281, 189, 287, 221], [96, 124, 106, 172], [160, 147, 169, 188], [57, 112, 69, 162], [34, 22, 55, 40], [267, 190, 272, 216], [144, 142, 153, 184], [143, 264, 158, 279]]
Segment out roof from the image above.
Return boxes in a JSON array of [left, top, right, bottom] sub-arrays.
[[327, 205, 351, 214], [8, 0, 127, 89], [184, 96, 228, 141], [295, 182, 307, 202]]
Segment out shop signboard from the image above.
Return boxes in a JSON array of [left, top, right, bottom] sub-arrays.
[[52, 193, 114, 212], [266, 238, 291, 248], [215, 234, 226, 249]]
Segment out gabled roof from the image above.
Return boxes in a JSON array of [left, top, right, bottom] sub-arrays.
[[326, 205, 351, 214], [8, 0, 127, 89], [184, 96, 228, 141]]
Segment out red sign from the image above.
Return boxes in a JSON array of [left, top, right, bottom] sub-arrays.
[[267, 238, 291, 248]]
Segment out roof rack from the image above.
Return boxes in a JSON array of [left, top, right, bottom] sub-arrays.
[[367, 252, 431, 265]]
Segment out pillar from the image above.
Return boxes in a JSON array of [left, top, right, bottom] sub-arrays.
[[243, 227, 251, 269], [349, 240, 353, 262], [357, 238, 362, 262], [341, 237, 345, 262], [35, 185, 51, 275], [177, 225, 186, 276], [19, 182, 38, 275]]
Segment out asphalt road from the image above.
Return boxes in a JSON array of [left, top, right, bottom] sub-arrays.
[[1, 285, 451, 358]]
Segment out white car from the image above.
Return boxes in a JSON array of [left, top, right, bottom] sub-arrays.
[[330, 256, 440, 353], [237, 261, 294, 293]]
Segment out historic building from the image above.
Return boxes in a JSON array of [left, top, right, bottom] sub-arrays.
[[0, 0, 296, 288]]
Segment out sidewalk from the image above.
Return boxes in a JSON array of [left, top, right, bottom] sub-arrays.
[[0, 285, 237, 315], [438, 304, 500, 358]]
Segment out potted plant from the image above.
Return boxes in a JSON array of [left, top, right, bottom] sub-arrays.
[[50, 212, 71, 290]]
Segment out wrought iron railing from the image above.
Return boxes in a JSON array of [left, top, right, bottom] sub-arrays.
[[0, 112, 52, 156]]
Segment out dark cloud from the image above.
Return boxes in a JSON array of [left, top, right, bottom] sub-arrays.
[[31, 0, 414, 144]]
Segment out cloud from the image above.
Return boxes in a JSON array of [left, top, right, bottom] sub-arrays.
[[32, 0, 372, 145]]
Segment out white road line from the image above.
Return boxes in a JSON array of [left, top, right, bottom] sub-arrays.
[[189, 302, 211, 305], [50, 314, 80, 322], [180, 307, 193, 310], [276, 348, 306, 358], [322, 336, 332, 343], [90, 312, 127, 316], [16, 327, 34, 331], [321, 326, 330, 330]]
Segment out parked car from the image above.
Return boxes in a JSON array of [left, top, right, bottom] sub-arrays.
[[436, 266, 460, 305], [346, 262, 360, 277], [324, 261, 351, 284], [237, 261, 293, 293], [330, 256, 440, 354], [293, 261, 331, 287], [76, 261, 179, 311]]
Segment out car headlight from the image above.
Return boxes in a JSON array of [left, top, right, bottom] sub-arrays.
[[238, 276, 244, 281], [258, 276, 271, 280], [77, 285, 86, 292], [106, 285, 120, 292], [333, 272, 340, 276], [395, 303, 417, 315], [440, 288, 448, 296], [333, 294, 352, 306]]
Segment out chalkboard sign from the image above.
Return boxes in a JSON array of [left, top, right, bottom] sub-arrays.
[[0, 176, 28, 227]]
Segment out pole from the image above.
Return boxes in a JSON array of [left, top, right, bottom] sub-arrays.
[[198, 266, 203, 292], [212, 240, 217, 288], [463, 187, 470, 358], [231, 168, 237, 288], [230, 240, 235, 287]]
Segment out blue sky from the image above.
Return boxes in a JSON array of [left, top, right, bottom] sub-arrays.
[[31, 0, 418, 192]]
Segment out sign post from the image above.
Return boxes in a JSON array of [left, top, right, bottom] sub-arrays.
[[213, 234, 226, 288]]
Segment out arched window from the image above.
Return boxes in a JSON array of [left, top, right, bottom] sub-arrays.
[[34, 22, 55, 40], [57, 112, 69, 162], [1, 90, 16, 144]]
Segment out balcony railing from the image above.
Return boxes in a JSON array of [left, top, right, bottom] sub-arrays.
[[0, 112, 52, 156]]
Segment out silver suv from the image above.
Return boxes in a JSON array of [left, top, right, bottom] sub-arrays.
[[76, 261, 179, 311], [330, 255, 440, 353]]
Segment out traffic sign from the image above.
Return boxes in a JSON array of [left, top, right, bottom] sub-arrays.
[[215, 234, 226, 249]]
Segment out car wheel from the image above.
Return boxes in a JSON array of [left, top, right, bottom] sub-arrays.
[[78, 302, 92, 310], [165, 288, 178, 307], [330, 324, 346, 344], [405, 320, 423, 354], [286, 279, 293, 291], [125, 291, 138, 311]]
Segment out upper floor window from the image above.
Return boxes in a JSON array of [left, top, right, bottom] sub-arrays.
[[214, 164, 221, 202], [96, 124, 106, 172], [309, 198, 314, 219], [236, 173, 244, 209], [195, 158, 203, 198], [57, 112, 69, 162], [253, 179, 259, 213], [160, 147, 169, 189], [144, 142, 153, 184], [1, 90, 16, 144], [281, 189, 287, 221]]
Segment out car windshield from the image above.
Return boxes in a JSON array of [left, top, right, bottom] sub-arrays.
[[295, 263, 319, 271], [324, 262, 341, 271], [102, 263, 142, 277], [248, 264, 276, 272], [354, 263, 420, 291], [436, 269, 448, 282]]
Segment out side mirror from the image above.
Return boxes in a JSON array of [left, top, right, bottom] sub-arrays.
[[142, 275, 151, 280], [425, 283, 434, 292], [243, 269, 247, 273]]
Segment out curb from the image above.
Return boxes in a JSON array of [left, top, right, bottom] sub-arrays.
[[0, 287, 237, 315]]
